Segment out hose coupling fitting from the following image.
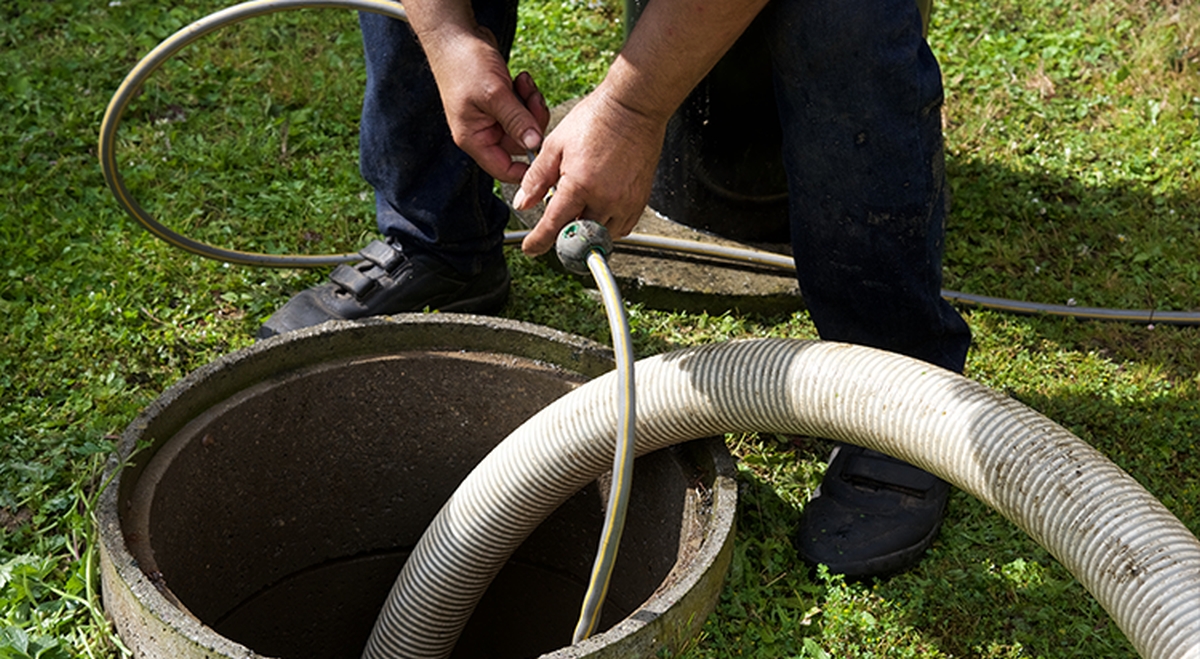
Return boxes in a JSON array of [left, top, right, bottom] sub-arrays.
[[556, 220, 613, 276]]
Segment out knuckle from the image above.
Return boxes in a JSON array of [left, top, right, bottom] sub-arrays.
[[478, 80, 508, 106]]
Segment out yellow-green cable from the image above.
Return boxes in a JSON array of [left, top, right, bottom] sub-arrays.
[[573, 246, 638, 643]]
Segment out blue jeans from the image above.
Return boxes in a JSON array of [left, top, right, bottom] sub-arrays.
[[765, 0, 970, 371], [358, 0, 518, 276], [358, 0, 970, 371]]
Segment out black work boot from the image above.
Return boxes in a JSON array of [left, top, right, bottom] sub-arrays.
[[257, 239, 509, 339], [794, 443, 949, 579]]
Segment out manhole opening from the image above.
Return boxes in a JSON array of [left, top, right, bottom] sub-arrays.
[[118, 348, 716, 658]]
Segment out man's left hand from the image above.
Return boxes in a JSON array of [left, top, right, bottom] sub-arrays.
[[514, 86, 667, 256]]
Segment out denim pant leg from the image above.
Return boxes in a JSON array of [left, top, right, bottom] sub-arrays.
[[765, 0, 971, 373], [358, 0, 518, 275]]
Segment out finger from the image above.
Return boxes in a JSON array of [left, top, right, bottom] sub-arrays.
[[485, 78, 543, 153], [469, 139, 530, 184], [607, 211, 642, 240], [513, 147, 561, 211], [514, 71, 550, 132], [499, 132, 528, 157], [522, 181, 587, 256]]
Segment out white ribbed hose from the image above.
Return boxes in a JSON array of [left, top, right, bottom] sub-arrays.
[[363, 339, 1200, 659]]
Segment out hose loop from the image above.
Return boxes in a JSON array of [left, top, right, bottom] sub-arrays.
[[101, 3, 1199, 319], [97, 0, 410, 267]]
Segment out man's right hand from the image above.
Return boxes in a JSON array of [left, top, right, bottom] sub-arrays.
[[416, 18, 550, 184]]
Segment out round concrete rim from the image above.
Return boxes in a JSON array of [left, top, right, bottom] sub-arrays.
[[98, 314, 738, 659]]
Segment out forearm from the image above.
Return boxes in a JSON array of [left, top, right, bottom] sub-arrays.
[[399, 0, 478, 48], [397, 0, 493, 87], [514, 0, 770, 254], [599, 0, 771, 123], [392, 0, 549, 179]]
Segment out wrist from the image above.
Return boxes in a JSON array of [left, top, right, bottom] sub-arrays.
[[418, 21, 482, 60], [594, 57, 677, 127], [404, 0, 488, 58]]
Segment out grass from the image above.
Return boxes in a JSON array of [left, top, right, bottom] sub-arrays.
[[936, 0, 1200, 312], [1, 0, 1198, 657]]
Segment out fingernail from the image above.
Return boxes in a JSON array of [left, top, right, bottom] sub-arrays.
[[521, 236, 545, 257], [522, 129, 541, 150], [513, 188, 528, 209]]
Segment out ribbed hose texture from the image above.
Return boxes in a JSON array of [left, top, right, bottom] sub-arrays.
[[363, 339, 1200, 659]]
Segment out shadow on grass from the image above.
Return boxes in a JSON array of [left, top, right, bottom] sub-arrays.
[[944, 154, 1200, 317]]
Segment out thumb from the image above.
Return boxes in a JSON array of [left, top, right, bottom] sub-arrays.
[[490, 89, 543, 152], [513, 144, 560, 211]]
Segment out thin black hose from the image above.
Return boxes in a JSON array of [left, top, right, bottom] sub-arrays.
[[507, 231, 1200, 326]]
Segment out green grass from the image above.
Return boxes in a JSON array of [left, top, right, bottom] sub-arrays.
[[1, 0, 1198, 657], [936, 0, 1200, 312]]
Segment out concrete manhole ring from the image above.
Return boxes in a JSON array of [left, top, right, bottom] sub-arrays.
[[98, 314, 737, 659]]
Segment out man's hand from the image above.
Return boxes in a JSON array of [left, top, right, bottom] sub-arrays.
[[404, 0, 767, 254], [420, 22, 550, 184], [513, 87, 667, 256], [510, 0, 770, 256]]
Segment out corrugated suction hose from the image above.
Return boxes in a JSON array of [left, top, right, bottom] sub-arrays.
[[363, 339, 1200, 659]]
